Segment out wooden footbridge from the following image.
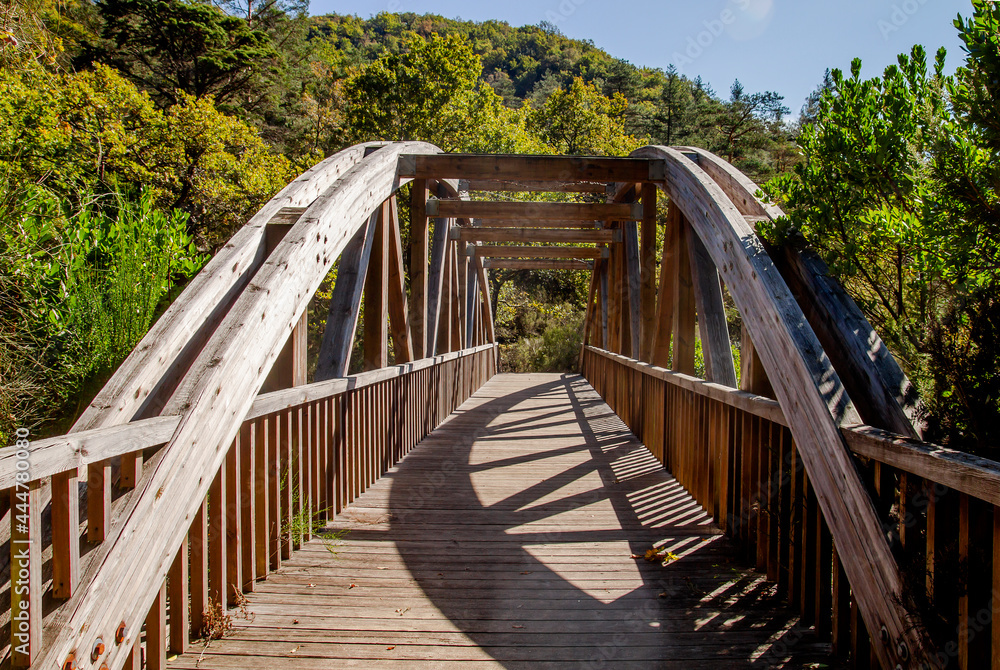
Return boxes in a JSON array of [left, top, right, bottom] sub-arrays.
[[3, 143, 999, 669]]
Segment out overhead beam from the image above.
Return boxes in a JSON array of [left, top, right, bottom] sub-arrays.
[[454, 227, 618, 244], [482, 259, 594, 271], [464, 179, 608, 194], [426, 200, 641, 221], [399, 153, 664, 183], [475, 245, 601, 259], [468, 220, 604, 230]]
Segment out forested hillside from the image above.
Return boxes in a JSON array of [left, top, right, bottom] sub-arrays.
[[1, 0, 997, 456]]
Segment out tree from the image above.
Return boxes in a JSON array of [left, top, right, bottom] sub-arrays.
[[529, 77, 640, 155], [86, 0, 281, 110], [764, 8, 1000, 454], [710, 79, 789, 178]]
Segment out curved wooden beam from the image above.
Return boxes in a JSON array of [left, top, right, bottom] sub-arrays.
[[39, 141, 440, 670], [675, 145, 921, 438], [631, 145, 936, 669]]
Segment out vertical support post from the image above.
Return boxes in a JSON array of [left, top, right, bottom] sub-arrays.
[[189, 501, 209, 637], [87, 461, 111, 542], [168, 536, 189, 655], [651, 201, 679, 368], [226, 431, 243, 605], [146, 583, 167, 670], [623, 219, 642, 359], [409, 179, 428, 359], [364, 203, 390, 370], [640, 183, 657, 362], [51, 468, 80, 599], [208, 466, 227, 606], [386, 196, 414, 363], [672, 214, 696, 375]]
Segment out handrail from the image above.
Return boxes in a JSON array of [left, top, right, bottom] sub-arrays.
[[0, 344, 498, 491], [584, 345, 1000, 508]]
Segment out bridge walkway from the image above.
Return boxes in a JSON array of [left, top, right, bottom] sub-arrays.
[[169, 374, 831, 669]]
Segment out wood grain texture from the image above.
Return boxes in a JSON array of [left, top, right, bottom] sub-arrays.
[[456, 228, 617, 244], [427, 200, 641, 221], [168, 374, 831, 669], [475, 246, 600, 259], [482, 259, 593, 271], [677, 145, 921, 438], [632, 144, 935, 668], [37, 141, 441, 670], [686, 228, 736, 387], [399, 154, 662, 183]]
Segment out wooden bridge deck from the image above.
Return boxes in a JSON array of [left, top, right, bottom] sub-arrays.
[[170, 374, 832, 669]]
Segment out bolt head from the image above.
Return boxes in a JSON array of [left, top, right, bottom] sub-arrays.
[[896, 640, 910, 660], [115, 621, 128, 644], [880, 625, 890, 644], [91, 637, 106, 662], [62, 653, 76, 670]]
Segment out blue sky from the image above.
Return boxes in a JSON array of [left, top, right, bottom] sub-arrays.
[[310, 0, 969, 115]]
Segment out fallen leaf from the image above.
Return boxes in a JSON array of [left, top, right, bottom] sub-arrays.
[[289, 646, 299, 654], [293, 619, 300, 625], [520, 571, 532, 575], [308, 583, 316, 588], [512, 625, 524, 629], [386, 646, 396, 650], [348, 583, 357, 589]]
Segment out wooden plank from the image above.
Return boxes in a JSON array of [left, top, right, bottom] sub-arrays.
[[425, 188, 450, 358], [87, 460, 111, 542], [686, 227, 736, 387], [466, 254, 478, 349], [386, 196, 414, 364], [600, 258, 609, 349], [241, 421, 256, 593], [640, 183, 657, 362], [464, 178, 608, 193], [0, 415, 179, 489], [650, 201, 679, 368], [227, 431, 243, 605], [449, 245, 462, 353], [456, 228, 617, 244], [190, 501, 209, 638], [427, 200, 641, 221], [51, 469, 79, 599], [409, 179, 429, 360], [467, 219, 605, 229], [315, 211, 379, 380], [632, 145, 933, 667], [474, 258, 494, 344], [739, 324, 773, 398], [10, 482, 41, 667], [623, 221, 643, 360], [399, 154, 662, 183], [208, 466, 227, 606], [671, 215, 696, 375], [681, 144, 922, 438], [364, 204, 390, 370], [475, 245, 600, 259], [482, 259, 593, 271], [146, 582, 167, 670], [457, 243, 468, 351], [168, 536, 189, 654]]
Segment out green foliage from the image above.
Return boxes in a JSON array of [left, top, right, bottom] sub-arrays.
[[764, 2, 1000, 454], [0, 187, 205, 441], [529, 77, 641, 155], [0, 62, 294, 243], [85, 0, 281, 110], [496, 286, 584, 373]]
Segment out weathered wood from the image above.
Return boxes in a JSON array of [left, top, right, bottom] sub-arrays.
[[671, 215, 696, 375], [363, 204, 390, 371], [208, 466, 227, 606], [467, 219, 605, 229], [633, 145, 933, 668], [426, 184, 451, 358], [226, 430, 243, 605], [190, 501, 209, 638], [385, 197, 414, 363], [640, 183, 657, 362], [36, 142, 441, 670], [409, 179, 429, 359], [0, 416, 178, 490], [464, 178, 609, 193], [146, 583, 167, 670], [686, 227, 737, 387], [168, 537, 189, 655], [623, 221, 643, 359], [50, 470, 79, 599], [680, 145, 922, 438], [473, 258, 494, 344], [399, 154, 663, 183], [455, 227, 617, 244], [315, 211, 379, 380], [650, 202, 679, 368], [465, 252, 478, 349], [427, 199, 641, 221], [482, 259, 594, 271], [740, 324, 773, 398], [475, 245, 600, 259]]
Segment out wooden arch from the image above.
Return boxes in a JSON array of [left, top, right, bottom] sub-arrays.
[[13, 142, 942, 670]]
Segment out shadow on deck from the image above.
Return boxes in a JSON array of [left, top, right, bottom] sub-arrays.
[[170, 374, 835, 669]]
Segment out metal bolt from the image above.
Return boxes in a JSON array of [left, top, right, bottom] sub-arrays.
[[897, 640, 910, 660], [115, 621, 128, 645], [62, 654, 76, 670], [91, 637, 106, 662], [880, 625, 890, 645]]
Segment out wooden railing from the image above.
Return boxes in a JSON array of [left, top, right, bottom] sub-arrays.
[[582, 345, 1000, 670], [2, 343, 496, 668]]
